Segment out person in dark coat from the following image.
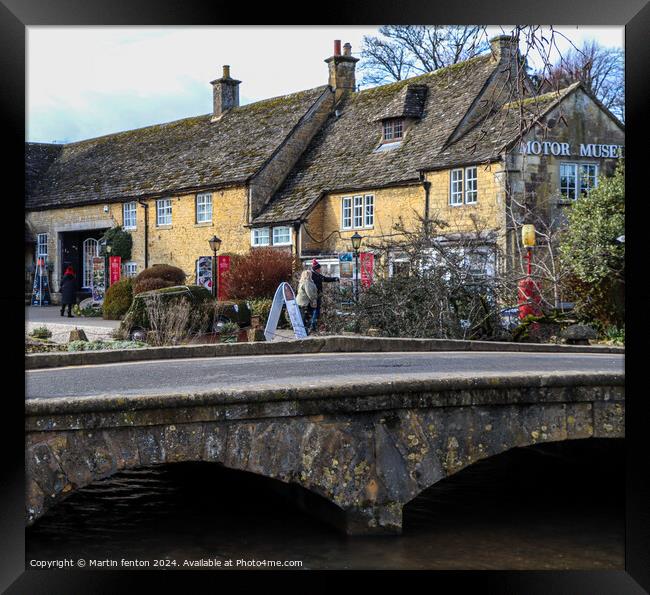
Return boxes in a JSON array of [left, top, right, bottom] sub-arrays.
[[309, 259, 339, 332], [59, 266, 76, 317]]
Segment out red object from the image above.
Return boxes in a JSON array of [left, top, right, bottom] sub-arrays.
[[217, 255, 230, 300], [64, 266, 75, 276], [334, 40, 341, 55], [109, 256, 121, 286], [360, 252, 374, 288], [518, 277, 542, 320], [312, 259, 321, 270]]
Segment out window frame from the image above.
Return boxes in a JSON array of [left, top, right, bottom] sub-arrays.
[[195, 192, 213, 224], [560, 162, 599, 200], [364, 194, 374, 228], [464, 166, 478, 204], [122, 202, 137, 230], [122, 261, 138, 278], [36, 233, 48, 260], [156, 198, 173, 226], [450, 169, 464, 206], [342, 197, 353, 229], [251, 227, 270, 247], [342, 195, 374, 230], [272, 226, 292, 246], [382, 118, 404, 143]]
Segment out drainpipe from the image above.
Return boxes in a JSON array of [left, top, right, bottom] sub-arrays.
[[138, 200, 149, 269], [420, 174, 431, 236]]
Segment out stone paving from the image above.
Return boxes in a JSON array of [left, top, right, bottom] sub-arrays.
[[25, 306, 119, 343]]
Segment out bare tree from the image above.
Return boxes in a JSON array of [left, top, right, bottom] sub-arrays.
[[534, 40, 624, 121], [360, 25, 490, 86]]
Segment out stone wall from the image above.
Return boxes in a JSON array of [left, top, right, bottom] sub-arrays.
[[26, 374, 624, 535]]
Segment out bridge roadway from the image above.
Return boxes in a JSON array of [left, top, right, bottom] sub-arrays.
[[25, 351, 624, 399]]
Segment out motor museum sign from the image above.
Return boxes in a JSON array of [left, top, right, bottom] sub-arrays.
[[520, 141, 624, 158]]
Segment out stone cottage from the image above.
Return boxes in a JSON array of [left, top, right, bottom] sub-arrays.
[[25, 36, 624, 300]]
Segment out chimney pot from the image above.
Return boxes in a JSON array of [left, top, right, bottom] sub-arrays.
[[334, 40, 341, 56], [343, 43, 352, 57], [223, 65, 231, 78]]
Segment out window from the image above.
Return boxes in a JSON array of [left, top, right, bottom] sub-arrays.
[[196, 193, 212, 224], [465, 167, 478, 203], [450, 169, 464, 205], [353, 196, 363, 228], [122, 261, 138, 278], [450, 167, 479, 205], [156, 198, 172, 226], [36, 233, 48, 261], [123, 202, 137, 229], [251, 227, 270, 246], [342, 195, 374, 229], [364, 195, 374, 227], [560, 163, 599, 200], [342, 197, 352, 229], [382, 118, 404, 142], [272, 226, 292, 245]]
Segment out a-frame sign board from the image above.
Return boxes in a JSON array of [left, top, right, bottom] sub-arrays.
[[31, 258, 51, 306]]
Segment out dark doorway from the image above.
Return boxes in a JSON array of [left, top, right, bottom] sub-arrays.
[[60, 229, 108, 299]]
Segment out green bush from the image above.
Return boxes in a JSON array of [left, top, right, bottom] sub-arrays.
[[134, 264, 186, 284], [101, 226, 133, 261], [602, 325, 625, 345], [73, 303, 103, 317], [102, 278, 133, 319], [30, 326, 52, 339], [247, 298, 274, 324], [133, 277, 177, 295]]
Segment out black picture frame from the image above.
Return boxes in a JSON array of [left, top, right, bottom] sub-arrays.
[[6, 0, 649, 590]]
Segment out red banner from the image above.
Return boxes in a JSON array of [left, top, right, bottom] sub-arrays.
[[360, 252, 374, 288], [109, 256, 122, 286], [217, 255, 230, 300]]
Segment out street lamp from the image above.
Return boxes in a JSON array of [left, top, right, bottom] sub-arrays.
[[521, 224, 535, 276], [208, 235, 222, 298], [351, 232, 363, 302], [105, 244, 112, 289]]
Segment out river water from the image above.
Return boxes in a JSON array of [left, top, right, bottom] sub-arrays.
[[27, 439, 623, 570]]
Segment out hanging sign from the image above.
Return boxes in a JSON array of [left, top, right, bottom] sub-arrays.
[[217, 255, 231, 300], [360, 252, 374, 288], [196, 256, 213, 292], [264, 282, 307, 341], [109, 256, 122, 286], [91, 256, 106, 303], [31, 258, 51, 306]]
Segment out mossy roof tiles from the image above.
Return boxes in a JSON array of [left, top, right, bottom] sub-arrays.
[[25, 85, 328, 210]]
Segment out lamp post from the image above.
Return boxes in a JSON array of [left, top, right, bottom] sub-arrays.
[[521, 224, 535, 275], [208, 235, 222, 299], [351, 232, 363, 302], [105, 244, 112, 289]]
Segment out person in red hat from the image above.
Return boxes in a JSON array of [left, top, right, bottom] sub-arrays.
[[309, 259, 339, 332], [59, 266, 76, 317]]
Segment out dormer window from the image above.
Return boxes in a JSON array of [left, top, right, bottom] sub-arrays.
[[382, 118, 404, 142]]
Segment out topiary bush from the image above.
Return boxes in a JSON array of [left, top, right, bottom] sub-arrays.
[[222, 248, 293, 299], [133, 276, 176, 295], [134, 264, 187, 284], [102, 278, 133, 319]]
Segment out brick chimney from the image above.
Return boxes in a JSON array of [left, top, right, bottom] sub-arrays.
[[325, 40, 359, 103], [489, 35, 519, 63], [211, 65, 241, 121]]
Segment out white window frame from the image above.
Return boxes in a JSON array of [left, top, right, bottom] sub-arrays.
[[560, 162, 599, 200], [156, 198, 172, 226], [122, 202, 137, 230], [450, 169, 464, 205], [122, 261, 138, 278], [364, 194, 374, 228], [251, 227, 270, 247], [272, 226, 292, 246], [195, 192, 213, 224], [353, 195, 364, 228], [342, 197, 353, 229], [36, 233, 48, 261], [464, 167, 478, 204]]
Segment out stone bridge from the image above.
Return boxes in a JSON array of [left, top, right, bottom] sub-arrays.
[[26, 372, 624, 534]]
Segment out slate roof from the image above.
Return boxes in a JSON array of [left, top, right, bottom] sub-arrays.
[[253, 54, 503, 225], [372, 84, 428, 122], [25, 85, 329, 210]]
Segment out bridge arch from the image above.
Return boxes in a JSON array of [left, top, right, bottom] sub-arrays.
[[26, 375, 624, 535]]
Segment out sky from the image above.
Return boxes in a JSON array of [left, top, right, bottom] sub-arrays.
[[26, 26, 624, 144]]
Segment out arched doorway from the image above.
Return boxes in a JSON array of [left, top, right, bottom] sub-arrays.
[[82, 238, 100, 289]]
